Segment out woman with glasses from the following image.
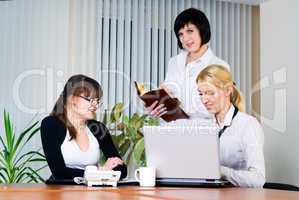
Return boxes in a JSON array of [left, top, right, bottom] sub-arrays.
[[40, 74, 127, 183]]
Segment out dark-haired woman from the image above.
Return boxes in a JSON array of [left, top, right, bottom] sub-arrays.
[[147, 8, 230, 120], [41, 74, 127, 183]]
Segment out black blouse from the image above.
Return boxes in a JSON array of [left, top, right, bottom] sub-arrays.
[[40, 116, 127, 181]]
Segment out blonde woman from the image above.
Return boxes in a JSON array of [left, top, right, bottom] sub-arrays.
[[196, 64, 265, 187]]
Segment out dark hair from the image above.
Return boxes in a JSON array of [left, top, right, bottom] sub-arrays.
[[51, 74, 103, 139], [174, 8, 211, 49]]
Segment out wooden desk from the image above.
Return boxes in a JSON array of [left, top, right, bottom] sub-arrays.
[[1, 184, 299, 200]]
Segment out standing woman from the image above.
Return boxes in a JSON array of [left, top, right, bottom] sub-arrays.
[[196, 64, 265, 187], [148, 8, 230, 120], [41, 75, 127, 182]]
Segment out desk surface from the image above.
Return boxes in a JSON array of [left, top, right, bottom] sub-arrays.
[[1, 184, 299, 200]]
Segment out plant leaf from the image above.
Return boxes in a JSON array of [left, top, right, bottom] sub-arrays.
[[15, 126, 40, 157], [0, 136, 6, 150], [15, 151, 41, 172], [14, 150, 45, 167], [110, 103, 124, 123], [144, 116, 160, 126], [4, 110, 14, 153], [22, 172, 38, 183], [116, 122, 125, 131], [14, 165, 29, 182], [136, 130, 144, 140], [133, 138, 145, 167], [13, 121, 39, 157], [34, 164, 48, 172], [15, 171, 27, 183], [0, 111, 46, 183], [126, 126, 137, 142], [0, 168, 8, 183], [111, 134, 124, 148], [26, 167, 45, 182], [118, 139, 131, 158], [123, 115, 129, 125], [130, 113, 140, 126], [0, 152, 7, 167]]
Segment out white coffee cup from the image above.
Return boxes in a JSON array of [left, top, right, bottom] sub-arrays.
[[134, 167, 156, 187]]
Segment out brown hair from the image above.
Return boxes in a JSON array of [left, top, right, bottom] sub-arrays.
[[196, 64, 245, 112], [51, 74, 103, 139]]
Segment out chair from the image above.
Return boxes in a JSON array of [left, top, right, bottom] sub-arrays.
[[263, 182, 299, 191]]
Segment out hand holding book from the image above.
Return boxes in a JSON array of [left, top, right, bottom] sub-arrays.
[[146, 100, 168, 118], [135, 81, 189, 122]]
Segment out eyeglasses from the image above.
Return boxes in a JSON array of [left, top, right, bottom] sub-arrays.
[[78, 95, 102, 107]]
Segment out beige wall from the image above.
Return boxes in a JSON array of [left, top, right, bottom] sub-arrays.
[[260, 0, 299, 186], [251, 6, 260, 120]]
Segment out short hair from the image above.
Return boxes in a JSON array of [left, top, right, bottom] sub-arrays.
[[174, 8, 211, 49]]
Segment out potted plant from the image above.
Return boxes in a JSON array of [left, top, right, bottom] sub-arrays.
[[101, 103, 159, 168], [0, 110, 47, 183]]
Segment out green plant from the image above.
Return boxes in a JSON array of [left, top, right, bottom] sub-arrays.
[[0, 110, 47, 183], [102, 103, 159, 167]]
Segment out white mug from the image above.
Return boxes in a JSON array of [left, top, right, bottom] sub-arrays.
[[134, 167, 156, 187]]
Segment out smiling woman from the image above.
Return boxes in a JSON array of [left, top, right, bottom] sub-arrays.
[[40, 74, 127, 183], [145, 8, 230, 120]]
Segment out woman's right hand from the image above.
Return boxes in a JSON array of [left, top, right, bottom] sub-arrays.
[[146, 101, 167, 118], [99, 157, 124, 170]]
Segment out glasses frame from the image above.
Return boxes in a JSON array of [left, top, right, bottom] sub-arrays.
[[78, 95, 102, 107]]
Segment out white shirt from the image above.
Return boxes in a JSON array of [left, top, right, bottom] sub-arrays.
[[218, 105, 266, 187], [163, 48, 230, 119], [61, 128, 100, 170]]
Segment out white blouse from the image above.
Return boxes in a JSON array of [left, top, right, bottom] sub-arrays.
[[61, 127, 100, 170], [163, 48, 230, 119], [218, 105, 266, 187]]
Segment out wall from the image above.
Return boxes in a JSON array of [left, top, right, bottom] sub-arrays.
[[0, 0, 69, 127], [260, 0, 299, 186], [0, 0, 255, 137], [97, 0, 255, 115], [1, 0, 287, 183], [0, 0, 70, 178], [0, 0, 99, 180]]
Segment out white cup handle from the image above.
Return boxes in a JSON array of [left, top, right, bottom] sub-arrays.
[[135, 169, 140, 182]]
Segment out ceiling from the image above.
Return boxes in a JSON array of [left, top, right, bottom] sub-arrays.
[[217, 0, 268, 5]]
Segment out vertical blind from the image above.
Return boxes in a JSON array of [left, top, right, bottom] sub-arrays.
[[96, 0, 253, 115], [0, 0, 70, 178], [0, 0, 253, 179]]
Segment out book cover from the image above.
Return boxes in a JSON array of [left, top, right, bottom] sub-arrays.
[[134, 81, 189, 122]]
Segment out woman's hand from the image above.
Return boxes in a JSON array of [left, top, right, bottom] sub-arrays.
[[99, 157, 124, 170], [146, 101, 167, 118]]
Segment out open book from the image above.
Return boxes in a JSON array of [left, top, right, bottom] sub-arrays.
[[134, 81, 189, 122]]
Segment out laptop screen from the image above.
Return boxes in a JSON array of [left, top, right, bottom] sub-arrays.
[[143, 121, 220, 180]]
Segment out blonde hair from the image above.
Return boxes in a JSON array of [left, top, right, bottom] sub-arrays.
[[196, 64, 245, 112]]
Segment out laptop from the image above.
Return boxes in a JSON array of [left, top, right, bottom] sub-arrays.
[[142, 123, 230, 186]]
